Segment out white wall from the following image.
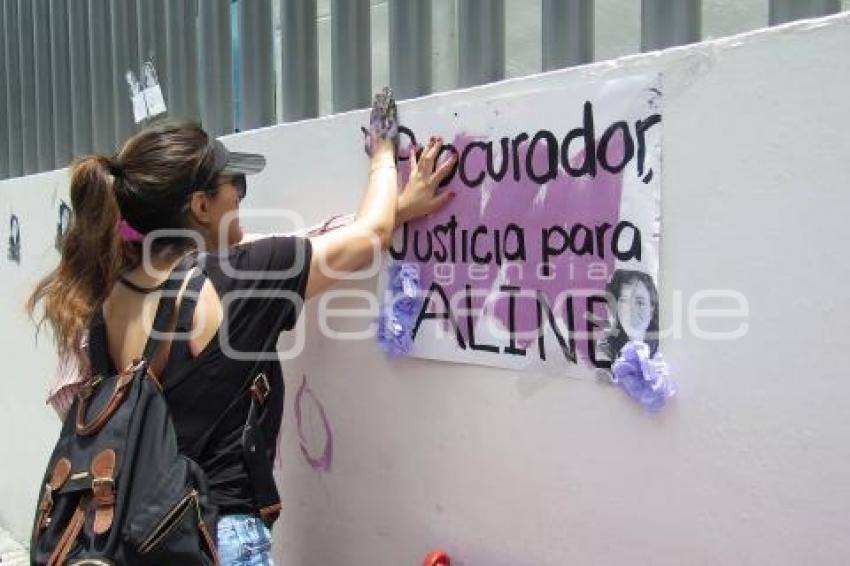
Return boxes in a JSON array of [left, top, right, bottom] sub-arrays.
[[0, 170, 75, 545], [2, 12, 850, 565]]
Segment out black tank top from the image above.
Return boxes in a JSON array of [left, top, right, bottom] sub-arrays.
[[101, 236, 312, 513]]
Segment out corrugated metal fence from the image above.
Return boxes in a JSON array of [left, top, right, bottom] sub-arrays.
[[0, 0, 843, 180]]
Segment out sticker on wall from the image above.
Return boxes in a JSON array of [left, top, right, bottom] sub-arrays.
[[55, 200, 72, 252], [141, 60, 167, 118], [294, 374, 333, 473], [8, 213, 21, 264], [125, 70, 147, 124]]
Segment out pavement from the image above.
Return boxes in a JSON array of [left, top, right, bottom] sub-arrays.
[[0, 525, 27, 565]]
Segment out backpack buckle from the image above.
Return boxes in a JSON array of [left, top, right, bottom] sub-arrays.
[[91, 476, 115, 489], [91, 450, 117, 535], [250, 373, 270, 405], [124, 358, 147, 375], [34, 458, 71, 536], [77, 371, 135, 437], [78, 374, 104, 401]]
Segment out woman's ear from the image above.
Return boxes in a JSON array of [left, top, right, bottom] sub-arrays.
[[187, 191, 212, 226]]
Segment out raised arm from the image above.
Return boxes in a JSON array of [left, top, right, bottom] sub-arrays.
[[304, 146, 397, 299], [305, 95, 456, 300]]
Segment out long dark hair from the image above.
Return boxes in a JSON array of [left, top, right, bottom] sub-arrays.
[[27, 120, 220, 354], [604, 269, 660, 357]]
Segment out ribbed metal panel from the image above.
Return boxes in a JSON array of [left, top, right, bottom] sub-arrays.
[[331, 0, 371, 112], [6, 0, 23, 177], [769, 0, 840, 25], [281, 0, 319, 121], [50, 0, 73, 168], [19, 0, 38, 174], [0, 4, 9, 179], [542, 0, 594, 71], [389, 0, 432, 100], [33, 0, 55, 172], [199, 0, 234, 135], [165, 0, 200, 121], [238, 0, 275, 129], [90, 0, 117, 154], [69, 0, 94, 157], [458, 0, 505, 88], [641, 0, 702, 52]]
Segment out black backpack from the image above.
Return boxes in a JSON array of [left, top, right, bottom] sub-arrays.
[[30, 254, 220, 565]]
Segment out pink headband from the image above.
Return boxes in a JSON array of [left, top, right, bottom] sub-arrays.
[[118, 219, 144, 243]]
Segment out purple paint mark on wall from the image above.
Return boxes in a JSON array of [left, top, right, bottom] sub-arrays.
[[294, 374, 333, 472]]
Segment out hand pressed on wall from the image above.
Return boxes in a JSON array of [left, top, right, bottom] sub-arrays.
[[396, 136, 457, 225]]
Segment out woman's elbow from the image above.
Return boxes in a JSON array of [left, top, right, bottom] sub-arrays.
[[357, 219, 393, 251], [373, 224, 394, 250]]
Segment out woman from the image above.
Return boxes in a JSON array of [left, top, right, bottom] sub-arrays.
[[28, 91, 455, 564], [597, 269, 660, 364]]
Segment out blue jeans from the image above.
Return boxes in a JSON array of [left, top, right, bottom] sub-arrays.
[[217, 514, 275, 565]]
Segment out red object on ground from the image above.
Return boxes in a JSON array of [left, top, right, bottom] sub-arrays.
[[423, 550, 451, 566]]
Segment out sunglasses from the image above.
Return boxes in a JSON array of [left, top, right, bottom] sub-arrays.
[[211, 173, 247, 201], [231, 173, 247, 201]]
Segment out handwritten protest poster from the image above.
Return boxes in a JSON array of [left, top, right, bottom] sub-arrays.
[[383, 73, 663, 378]]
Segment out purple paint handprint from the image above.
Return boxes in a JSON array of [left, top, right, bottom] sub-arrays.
[[362, 86, 399, 158], [294, 375, 333, 473]]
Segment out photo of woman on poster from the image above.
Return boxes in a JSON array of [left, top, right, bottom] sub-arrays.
[[597, 269, 660, 363]]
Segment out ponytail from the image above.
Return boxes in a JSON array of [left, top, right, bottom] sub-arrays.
[[29, 120, 213, 355], [27, 155, 125, 353]]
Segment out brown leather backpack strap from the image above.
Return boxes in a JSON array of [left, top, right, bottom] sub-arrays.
[[34, 458, 72, 534], [91, 449, 117, 535], [46, 494, 88, 566], [196, 508, 221, 566], [76, 360, 141, 436], [258, 503, 282, 525]]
